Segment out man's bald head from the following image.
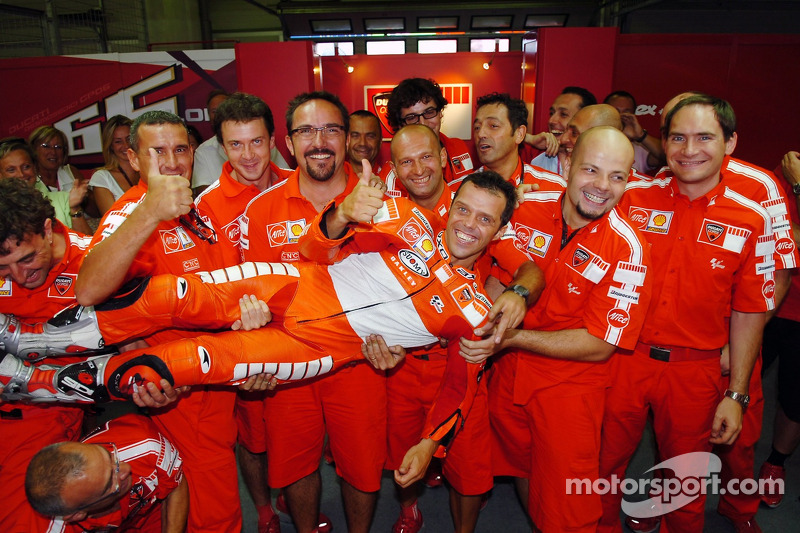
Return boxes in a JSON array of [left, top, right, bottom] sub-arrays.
[[561, 104, 622, 156], [660, 91, 703, 129], [572, 126, 634, 169], [390, 124, 441, 161]]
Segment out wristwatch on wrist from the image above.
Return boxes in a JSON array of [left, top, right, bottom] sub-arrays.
[[634, 129, 648, 143], [724, 389, 750, 410], [70, 209, 85, 218], [503, 284, 530, 303], [792, 182, 800, 196]]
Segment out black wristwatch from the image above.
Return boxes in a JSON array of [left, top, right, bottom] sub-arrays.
[[724, 389, 750, 410], [503, 284, 530, 303], [792, 182, 800, 196]]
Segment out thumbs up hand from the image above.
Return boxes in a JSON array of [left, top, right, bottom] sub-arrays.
[[324, 158, 386, 238]]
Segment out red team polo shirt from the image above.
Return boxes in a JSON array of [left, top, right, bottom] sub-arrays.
[[621, 174, 775, 349]]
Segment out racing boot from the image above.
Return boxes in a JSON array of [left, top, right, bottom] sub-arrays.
[[0, 306, 107, 362], [0, 352, 173, 403]]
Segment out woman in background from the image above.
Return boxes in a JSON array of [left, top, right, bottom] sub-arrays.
[[89, 115, 139, 216]]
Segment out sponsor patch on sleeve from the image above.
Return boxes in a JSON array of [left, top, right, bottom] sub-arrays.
[[607, 285, 640, 305], [613, 261, 647, 286]]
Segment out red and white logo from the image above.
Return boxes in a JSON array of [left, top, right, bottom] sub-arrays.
[[628, 208, 650, 229], [399, 220, 424, 243], [607, 308, 630, 329], [572, 249, 590, 268], [705, 223, 725, 242], [762, 279, 776, 299], [267, 219, 306, 246], [54, 275, 73, 296], [776, 237, 795, 255], [183, 258, 200, 272]]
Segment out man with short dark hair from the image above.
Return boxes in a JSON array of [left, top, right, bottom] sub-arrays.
[[239, 90, 376, 533], [527, 86, 597, 175], [347, 110, 383, 175], [0, 178, 93, 532], [195, 91, 290, 533], [598, 95, 781, 533], [27, 413, 188, 532], [73, 109, 244, 532], [473, 92, 566, 191]]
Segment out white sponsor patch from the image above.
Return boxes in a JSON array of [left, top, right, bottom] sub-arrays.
[[398, 249, 430, 277], [613, 262, 647, 286], [607, 286, 641, 304], [756, 234, 775, 258]]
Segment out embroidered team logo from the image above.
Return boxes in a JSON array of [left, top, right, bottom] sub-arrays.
[[628, 207, 673, 234], [776, 237, 796, 255], [451, 153, 473, 171], [457, 287, 473, 302], [54, 275, 73, 296], [222, 219, 241, 245], [47, 274, 77, 299], [267, 219, 306, 247], [430, 295, 445, 313], [697, 219, 750, 253], [572, 248, 590, 268], [762, 279, 776, 300], [449, 282, 489, 327], [160, 227, 196, 254], [398, 250, 430, 277], [607, 308, 630, 329], [399, 220, 424, 243], [0, 278, 11, 297], [705, 223, 724, 242]]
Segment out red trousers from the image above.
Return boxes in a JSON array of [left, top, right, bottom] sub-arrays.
[[598, 348, 722, 533]]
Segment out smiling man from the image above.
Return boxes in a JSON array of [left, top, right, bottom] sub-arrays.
[[346, 110, 383, 176], [74, 110, 245, 532], [598, 95, 778, 533], [460, 126, 651, 532]]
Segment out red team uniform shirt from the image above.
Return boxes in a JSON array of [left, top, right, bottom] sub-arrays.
[[0, 222, 91, 533], [91, 180, 242, 531], [48, 414, 184, 533]]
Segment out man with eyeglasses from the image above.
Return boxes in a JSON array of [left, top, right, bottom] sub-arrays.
[[237, 90, 382, 533], [381, 78, 474, 193], [26, 413, 188, 532], [73, 110, 245, 532]]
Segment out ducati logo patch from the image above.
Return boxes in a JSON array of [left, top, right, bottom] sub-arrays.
[[572, 249, 590, 267], [54, 275, 73, 296], [705, 223, 724, 242]]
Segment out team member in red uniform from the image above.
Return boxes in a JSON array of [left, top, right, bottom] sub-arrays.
[[472, 92, 567, 192], [346, 110, 383, 177], [460, 126, 652, 532], [620, 93, 798, 533], [193, 91, 291, 533], [382, 78, 474, 194], [239, 91, 378, 533], [0, 178, 92, 533], [523, 86, 597, 175], [73, 110, 243, 532], [598, 95, 776, 533], [26, 413, 187, 533], [382, 125, 542, 533]]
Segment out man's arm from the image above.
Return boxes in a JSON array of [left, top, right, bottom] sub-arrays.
[[710, 309, 765, 445], [460, 327, 615, 364], [474, 260, 545, 344], [161, 476, 189, 533], [75, 153, 193, 305], [395, 438, 438, 488]]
